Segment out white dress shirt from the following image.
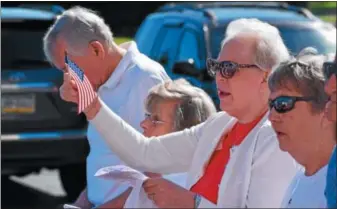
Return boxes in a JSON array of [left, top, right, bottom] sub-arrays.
[[86, 41, 170, 207], [281, 165, 328, 208], [90, 105, 299, 208]]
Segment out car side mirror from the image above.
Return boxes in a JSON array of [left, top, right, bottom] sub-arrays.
[[172, 59, 200, 77]]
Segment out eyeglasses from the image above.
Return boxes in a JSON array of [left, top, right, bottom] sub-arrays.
[[144, 113, 165, 126], [206, 58, 259, 79], [268, 96, 315, 114], [323, 62, 337, 80]]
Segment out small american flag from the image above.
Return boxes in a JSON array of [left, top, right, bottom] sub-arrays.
[[66, 57, 97, 114]]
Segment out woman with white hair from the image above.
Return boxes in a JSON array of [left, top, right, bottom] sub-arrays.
[[61, 18, 299, 208], [268, 48, 336, 208], [95, 78, 216, 208]]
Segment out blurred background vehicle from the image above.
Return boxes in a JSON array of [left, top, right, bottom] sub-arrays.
[[0, 2, 336, 209], [1, 5, 88, 202], [135, 2, 337, 107], [2, 2, 335, 37]]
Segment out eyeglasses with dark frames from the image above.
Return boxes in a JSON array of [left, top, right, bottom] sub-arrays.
[[207, 58, 259, 79], [268, 96, 315, 114]]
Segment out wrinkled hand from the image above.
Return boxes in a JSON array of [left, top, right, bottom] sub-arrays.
[[143, 177, 195, 208], [59, 64, 78, 104]]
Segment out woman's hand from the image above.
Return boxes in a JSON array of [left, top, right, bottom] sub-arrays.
[[143, 177, 195, 208], [59, 64, 100, 120]]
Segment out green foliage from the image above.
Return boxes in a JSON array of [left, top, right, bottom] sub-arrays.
[[114, 37, 132, 45], [309, 2, 336, 9]]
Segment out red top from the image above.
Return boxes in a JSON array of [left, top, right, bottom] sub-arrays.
[[190, 113, 265, 204]]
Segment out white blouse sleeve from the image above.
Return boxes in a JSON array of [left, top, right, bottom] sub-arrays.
[[89, 98, 205, 174]]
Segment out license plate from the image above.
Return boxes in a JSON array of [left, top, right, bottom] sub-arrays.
[[1, 94, 36, 114]]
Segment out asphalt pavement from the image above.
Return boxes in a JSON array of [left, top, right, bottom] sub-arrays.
[[1, 169, 68, 209]]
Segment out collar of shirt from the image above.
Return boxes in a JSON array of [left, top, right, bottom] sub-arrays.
[[99, 41, 140, 91]]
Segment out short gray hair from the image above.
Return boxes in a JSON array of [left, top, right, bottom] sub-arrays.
[[145, 79, 217, 131], [43, 6, 114, 62], [222, 18, 290, 71], [268, 47, 329, 113]]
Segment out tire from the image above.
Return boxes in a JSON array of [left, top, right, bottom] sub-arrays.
[[59, 163, 87, 202]]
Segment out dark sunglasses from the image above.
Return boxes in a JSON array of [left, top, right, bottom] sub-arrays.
[[323, 62, 337, 80], [206, 58, 259, 79], [268, 96, 315, 114]]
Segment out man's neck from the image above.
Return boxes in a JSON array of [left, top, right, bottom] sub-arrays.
[[95, 47, 126, 90]]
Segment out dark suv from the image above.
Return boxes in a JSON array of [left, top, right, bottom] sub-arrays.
[[1, 5, 88, 201], [135, 2, 336, 107]]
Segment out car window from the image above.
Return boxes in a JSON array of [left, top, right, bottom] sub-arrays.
[[2, 19, 53, 69], [210, 26, 227, 58], [153, 26, 183, 70], [135, 17, 161, 55], [210, 24, 337, 58], [278, 26, 336, 56], [176, 30, 201, 69]]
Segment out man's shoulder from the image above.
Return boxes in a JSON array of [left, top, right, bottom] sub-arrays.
[[130, 53, 169, 80], [122, 41, 168, 79]]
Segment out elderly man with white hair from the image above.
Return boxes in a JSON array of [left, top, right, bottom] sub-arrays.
[[60, 18, 299, 208], [43, 6, 170, 208]]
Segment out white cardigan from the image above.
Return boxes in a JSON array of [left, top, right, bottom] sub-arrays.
[[90, 99, 299, 208]]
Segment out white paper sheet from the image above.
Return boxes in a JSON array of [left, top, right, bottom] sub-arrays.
[[95, 165, 157, 208]]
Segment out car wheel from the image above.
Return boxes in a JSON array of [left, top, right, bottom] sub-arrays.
[[59, 163, 86, 202]]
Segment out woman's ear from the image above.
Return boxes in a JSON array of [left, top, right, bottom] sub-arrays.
[[89, 41, 105, 59]]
